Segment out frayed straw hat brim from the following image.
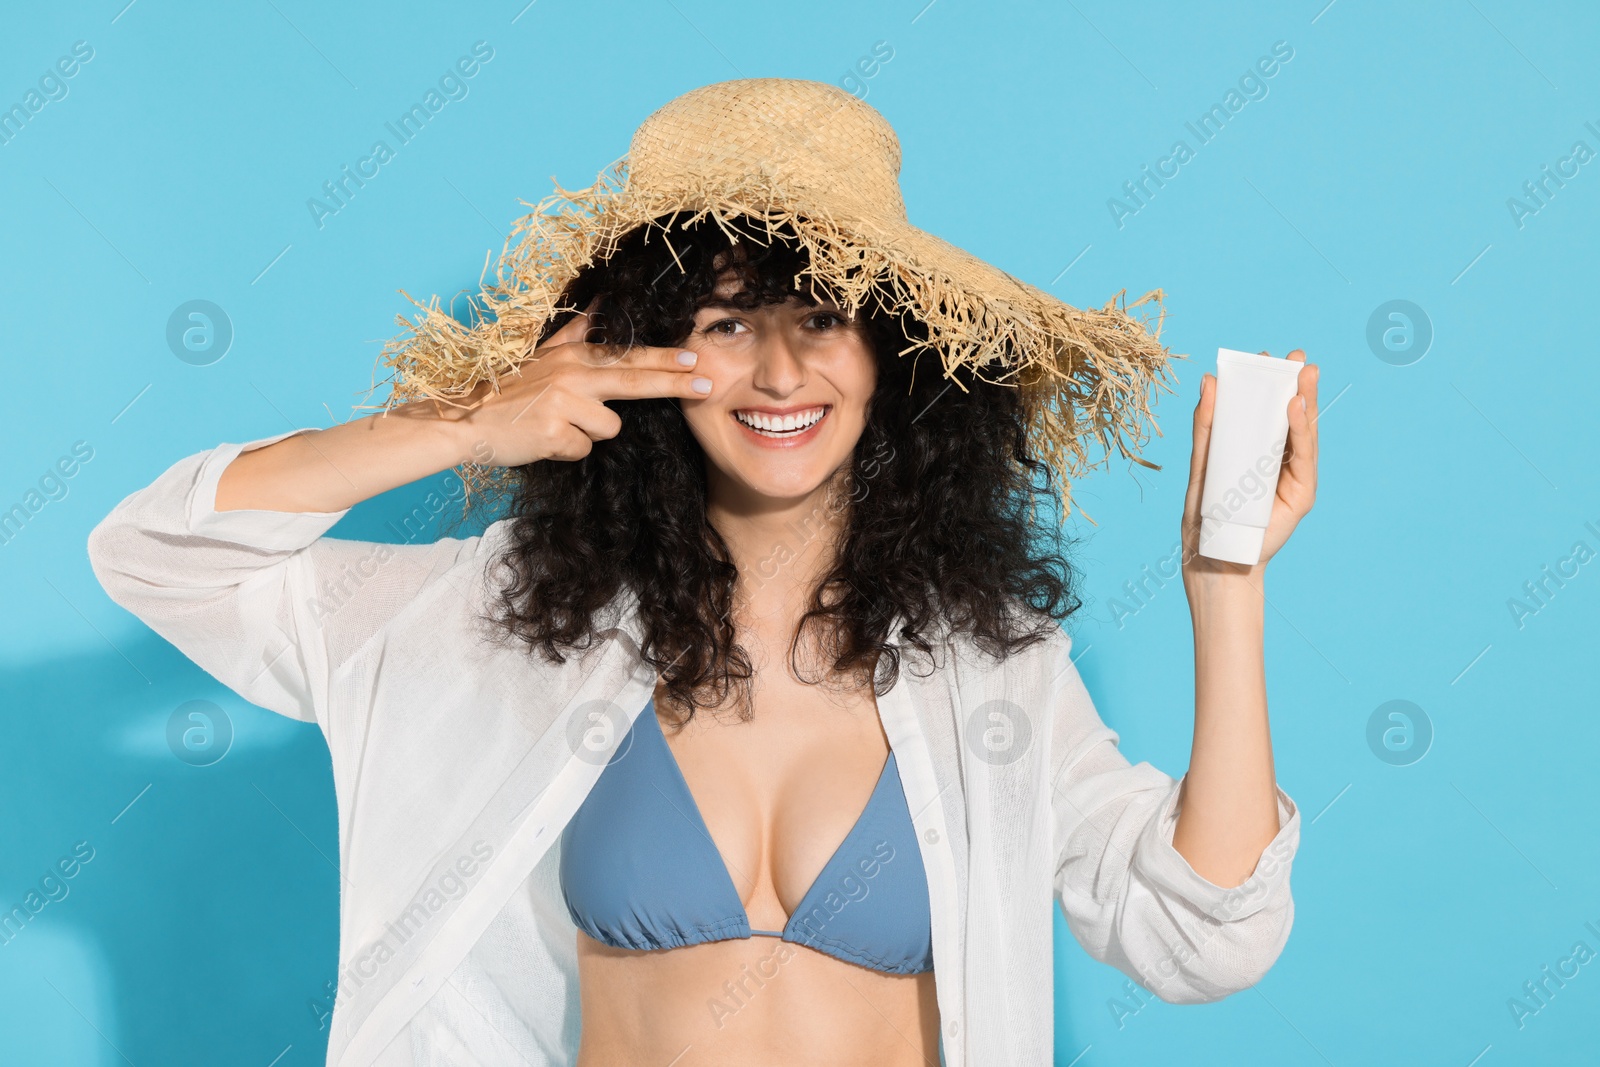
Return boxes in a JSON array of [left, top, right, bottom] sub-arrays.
[[375, 78, 1179, 520]]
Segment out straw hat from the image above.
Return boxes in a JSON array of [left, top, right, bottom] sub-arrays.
[[377, 77, 1177, 517]]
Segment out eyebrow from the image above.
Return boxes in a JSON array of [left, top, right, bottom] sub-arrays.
[[697, 296, 844, 312]]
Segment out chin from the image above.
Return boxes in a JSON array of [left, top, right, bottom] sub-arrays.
[[724, 463, 840, 504]]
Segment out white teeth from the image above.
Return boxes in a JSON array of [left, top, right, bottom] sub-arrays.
[[734, 406, 826, 435]]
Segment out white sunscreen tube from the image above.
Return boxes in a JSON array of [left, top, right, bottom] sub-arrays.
[[1197, 348, 1303, 565]]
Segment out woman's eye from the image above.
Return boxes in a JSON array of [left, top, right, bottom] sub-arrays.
[[706, 318, 746, 335], [809, 312, 846, 329]]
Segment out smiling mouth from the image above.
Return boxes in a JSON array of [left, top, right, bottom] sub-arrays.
[[732, 405, 830, 438]]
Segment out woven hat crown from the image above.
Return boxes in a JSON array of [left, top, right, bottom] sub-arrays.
[[627, 79, 906, 227]]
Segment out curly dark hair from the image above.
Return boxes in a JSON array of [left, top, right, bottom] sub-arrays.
[[487, 212, 1082, 723]]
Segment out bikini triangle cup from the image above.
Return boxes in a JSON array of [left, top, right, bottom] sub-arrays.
[[559, 699, 934, 974]]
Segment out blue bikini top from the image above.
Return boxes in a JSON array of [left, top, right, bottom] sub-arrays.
[[559, 699, 935, 975]]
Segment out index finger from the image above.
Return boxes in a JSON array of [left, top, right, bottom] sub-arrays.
[[583, 359, 712, 402], [579, 333, 702, 370]]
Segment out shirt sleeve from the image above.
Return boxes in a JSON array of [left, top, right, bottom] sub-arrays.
[[86, 431, 495, 740], [1048, 632, 1300, 1004]]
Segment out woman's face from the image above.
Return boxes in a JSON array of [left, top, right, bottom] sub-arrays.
[[678, 272, 878, 506]]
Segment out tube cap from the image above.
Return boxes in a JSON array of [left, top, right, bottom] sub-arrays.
[[1198, 516, 1266, 566]]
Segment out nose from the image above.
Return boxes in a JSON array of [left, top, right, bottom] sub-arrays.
[[749, 326, 807, 397]]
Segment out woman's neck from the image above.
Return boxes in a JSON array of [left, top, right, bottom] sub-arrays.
[[704, 467, 851, 631]]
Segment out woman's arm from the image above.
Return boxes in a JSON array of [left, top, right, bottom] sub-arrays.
[[89, 305, 709, 725], [1171, 350, 1319, 887], [1049, 627, 1300, 1004], [215, 302, 711, 513], [214, 402, 475, 514], [88, 432, 495, 727]]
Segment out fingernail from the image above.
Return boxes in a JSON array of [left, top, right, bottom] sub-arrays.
[[677, 350, 698, 366], [1299, 396, 1308, 412], [692, 377, 712, 394]]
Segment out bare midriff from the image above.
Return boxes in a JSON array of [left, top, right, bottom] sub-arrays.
[[574, 933, 939, 1065]]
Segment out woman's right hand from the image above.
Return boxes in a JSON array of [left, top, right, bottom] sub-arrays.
[[447, 297, 713, 466]]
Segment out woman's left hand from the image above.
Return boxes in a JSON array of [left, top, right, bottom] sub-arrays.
[[1180, 349, 1319, 583], [1172, 350, 1314, 887]]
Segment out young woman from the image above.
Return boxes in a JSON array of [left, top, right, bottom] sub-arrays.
[[89, 79, 1316, 1066]]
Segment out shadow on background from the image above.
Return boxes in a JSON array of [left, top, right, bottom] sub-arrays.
[[0, 473, 496, 1065]]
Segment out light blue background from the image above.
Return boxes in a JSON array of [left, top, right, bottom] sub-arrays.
[[3, 1, 1596, 1063]]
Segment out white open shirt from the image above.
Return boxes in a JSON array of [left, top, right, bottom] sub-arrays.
[[87, 432, 1302, 1066]]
